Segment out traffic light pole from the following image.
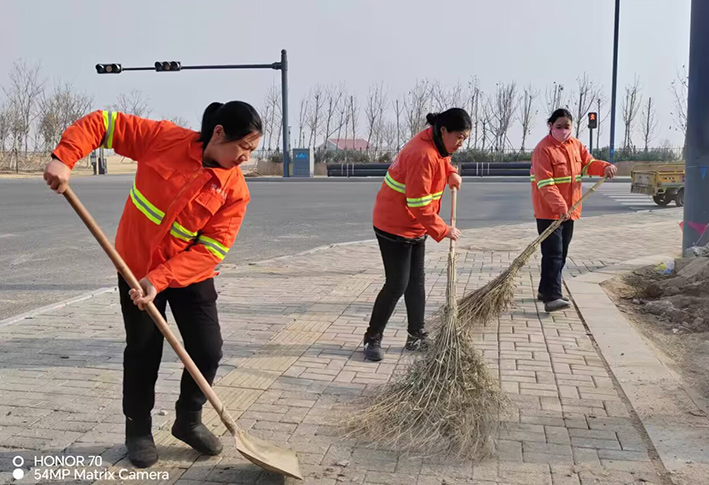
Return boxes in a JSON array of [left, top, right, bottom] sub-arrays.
[[609, 0, 620, 164], [587, 112, 598, 156], [280, 50, 290, 176], [95, 50, 291, 177], [683, 0, 709, 251]]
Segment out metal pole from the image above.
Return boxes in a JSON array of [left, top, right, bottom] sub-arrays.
[[683, 0, 709, 251], [609, 0, 620, 163], [597, 98, 601, 151], [590, 128, 594, 155], [280, 49, 290, 178]]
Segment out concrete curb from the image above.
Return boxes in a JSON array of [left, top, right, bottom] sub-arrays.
[[0, 286, 116, 327], [567, 254, 709, 485]]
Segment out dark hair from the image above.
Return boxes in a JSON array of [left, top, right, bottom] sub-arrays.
[[548, 108, 573, 124], [425, 108, 472, 133], [198, 101, 263, 145]]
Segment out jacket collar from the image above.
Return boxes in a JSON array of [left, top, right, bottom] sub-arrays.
[[188, 136, 235, 187], [420, 127, 449, 158]]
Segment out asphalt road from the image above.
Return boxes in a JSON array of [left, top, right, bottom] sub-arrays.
[[0, 176, 658, 320]]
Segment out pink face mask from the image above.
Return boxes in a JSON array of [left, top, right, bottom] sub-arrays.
[[551, 128, 571, 142]]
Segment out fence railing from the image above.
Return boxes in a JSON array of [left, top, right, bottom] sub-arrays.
[[253, 145, 683, 165]]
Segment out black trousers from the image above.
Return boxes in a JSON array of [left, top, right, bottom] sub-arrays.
[[536, 219, 574, 302], [366, 230, 426, 336], [118, 276, 223, 419]]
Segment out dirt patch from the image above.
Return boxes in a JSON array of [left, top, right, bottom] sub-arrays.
[[602, 256, 709, 401]]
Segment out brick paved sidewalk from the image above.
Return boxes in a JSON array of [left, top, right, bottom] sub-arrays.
[[0, 208, 684, 485]]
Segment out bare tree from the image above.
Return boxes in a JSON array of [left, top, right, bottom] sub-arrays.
[[404, 80, 431, 138], [112, 90, 151, 117], [322, 84, 344, 146], [264, 83, 282, 150], [640, 96, 658, 152], [544, 82, 568, 116], [448, 82, 464, 109], [260, 100, 272, 148], [38, 83, 93, 150], [0, 104, 11, 154], [3, 59, 45, 157], [467, 77, 482, 149], [431, 81, 464, 112], [518, 84, 538, 151], [670, 66, 688, 151], [365, 82, 387, 148], [621, 76, 642, 149], [336, 91, 350, 144], [348, 95, 359, 143], [306, 86, 325, 148], [381, 121, 397, 149], [571, 74, 601, 137], [297, 97, 309, 147], [392, 97, 404, 149], [486, 82, 518, 151]]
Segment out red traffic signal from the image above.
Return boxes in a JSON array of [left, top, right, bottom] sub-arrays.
[[588, 112, 598, 129], [96, 63, 122, 74], [155, 61, 182, 72]]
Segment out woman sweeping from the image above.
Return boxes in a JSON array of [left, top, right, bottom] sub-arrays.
[[531, 108, 617, 312], [43, 102, 262, 467], [364, 108, 471, 362]]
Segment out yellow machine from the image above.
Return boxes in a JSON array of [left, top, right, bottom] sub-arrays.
[[630, 163, 685, 207]]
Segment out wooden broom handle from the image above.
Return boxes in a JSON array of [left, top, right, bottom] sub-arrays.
[[450, 187, 458, 252], [62, 187, 238, 433]]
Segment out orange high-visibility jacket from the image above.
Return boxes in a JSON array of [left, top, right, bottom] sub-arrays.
[[52, 110, 250, 293], [530, 134, 609, 220], [372, 127, 457, 242]]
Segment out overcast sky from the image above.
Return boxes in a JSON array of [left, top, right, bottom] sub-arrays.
[[0, 0, 692, 149]]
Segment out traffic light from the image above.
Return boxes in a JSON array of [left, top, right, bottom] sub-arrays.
[[588, 112, 598, 129], [95, 63, 122, 74], [155, 61, 182, 72]]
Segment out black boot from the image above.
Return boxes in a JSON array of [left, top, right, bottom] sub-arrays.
[[125, 416, 158, 468], [363, 331, 384, 362], [171, 407, 223, 455]]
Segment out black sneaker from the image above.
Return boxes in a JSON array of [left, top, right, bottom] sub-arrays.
[[544, 299, 571, 313], [537, 292, 569, 302], [405, 329, 429, 351], [363, 332, 384, 361]]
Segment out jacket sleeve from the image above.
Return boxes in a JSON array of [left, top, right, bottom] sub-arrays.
[[532, 146, 568, 216], [145, 193, 250, 292], [579, 142, 610, 177], [52, 110, 163, 168], [405, 153, 449, 242], [445, 160, 458, 177]]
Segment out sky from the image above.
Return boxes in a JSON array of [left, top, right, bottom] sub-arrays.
[[0, 0, 692, 149]]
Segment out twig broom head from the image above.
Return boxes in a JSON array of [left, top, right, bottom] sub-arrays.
[[345, 301, 505, 459], [346, 231, 506, 459]]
